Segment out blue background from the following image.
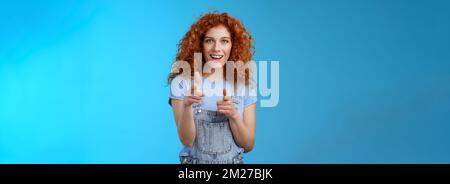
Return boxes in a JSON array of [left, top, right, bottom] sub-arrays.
[[1, 0, 449, 163]]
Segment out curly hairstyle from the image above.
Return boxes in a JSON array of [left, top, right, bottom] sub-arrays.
[[168, 12, 255, 86]]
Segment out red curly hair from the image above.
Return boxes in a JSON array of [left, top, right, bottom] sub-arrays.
[[168, 12, 255, 86]]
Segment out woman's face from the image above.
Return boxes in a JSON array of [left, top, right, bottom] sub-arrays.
[[202, 24, 232, 68]]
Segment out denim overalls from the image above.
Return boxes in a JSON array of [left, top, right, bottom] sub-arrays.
[[179, 101, 244, 164]]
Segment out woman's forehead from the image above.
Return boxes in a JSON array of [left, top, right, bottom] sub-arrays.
[[205, 25, 231, 38]]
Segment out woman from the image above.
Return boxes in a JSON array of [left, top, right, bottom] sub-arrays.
[[168, 12, 256, 164]]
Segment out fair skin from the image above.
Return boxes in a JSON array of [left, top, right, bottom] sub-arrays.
[[171, 24, 256, 153]]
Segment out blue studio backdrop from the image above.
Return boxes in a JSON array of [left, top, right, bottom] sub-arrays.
[[1, 0, 450, 163]]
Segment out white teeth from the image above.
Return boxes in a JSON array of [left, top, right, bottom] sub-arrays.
[[210, 54, 223, 59]]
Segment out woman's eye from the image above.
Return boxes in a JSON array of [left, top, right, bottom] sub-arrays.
[[205, 39, 213, 43], [221, 40, 229, 44]]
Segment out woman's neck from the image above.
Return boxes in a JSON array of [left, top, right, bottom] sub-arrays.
[[204, 67, 224, 81]]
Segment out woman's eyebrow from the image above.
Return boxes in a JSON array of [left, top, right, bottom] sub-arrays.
[[204, 36, 231, 39]]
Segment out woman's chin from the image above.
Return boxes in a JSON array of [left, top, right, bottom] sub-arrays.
[[206, 60, 226, 68]]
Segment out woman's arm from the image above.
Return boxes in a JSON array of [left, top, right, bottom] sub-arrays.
[[171, 72, 203, 147], [217, 89, 256, 153], [227, 104, 256, 153], [171, 99, 197, 147]]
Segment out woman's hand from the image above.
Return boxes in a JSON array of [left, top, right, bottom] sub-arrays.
[[217, 89, 239, 121], [183, 71, 204, 107]]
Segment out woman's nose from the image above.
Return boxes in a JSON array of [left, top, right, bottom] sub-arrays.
[[213, 43, 221, 51]]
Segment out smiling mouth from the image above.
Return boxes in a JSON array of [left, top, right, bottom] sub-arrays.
[[210, 54, 224, 60]]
